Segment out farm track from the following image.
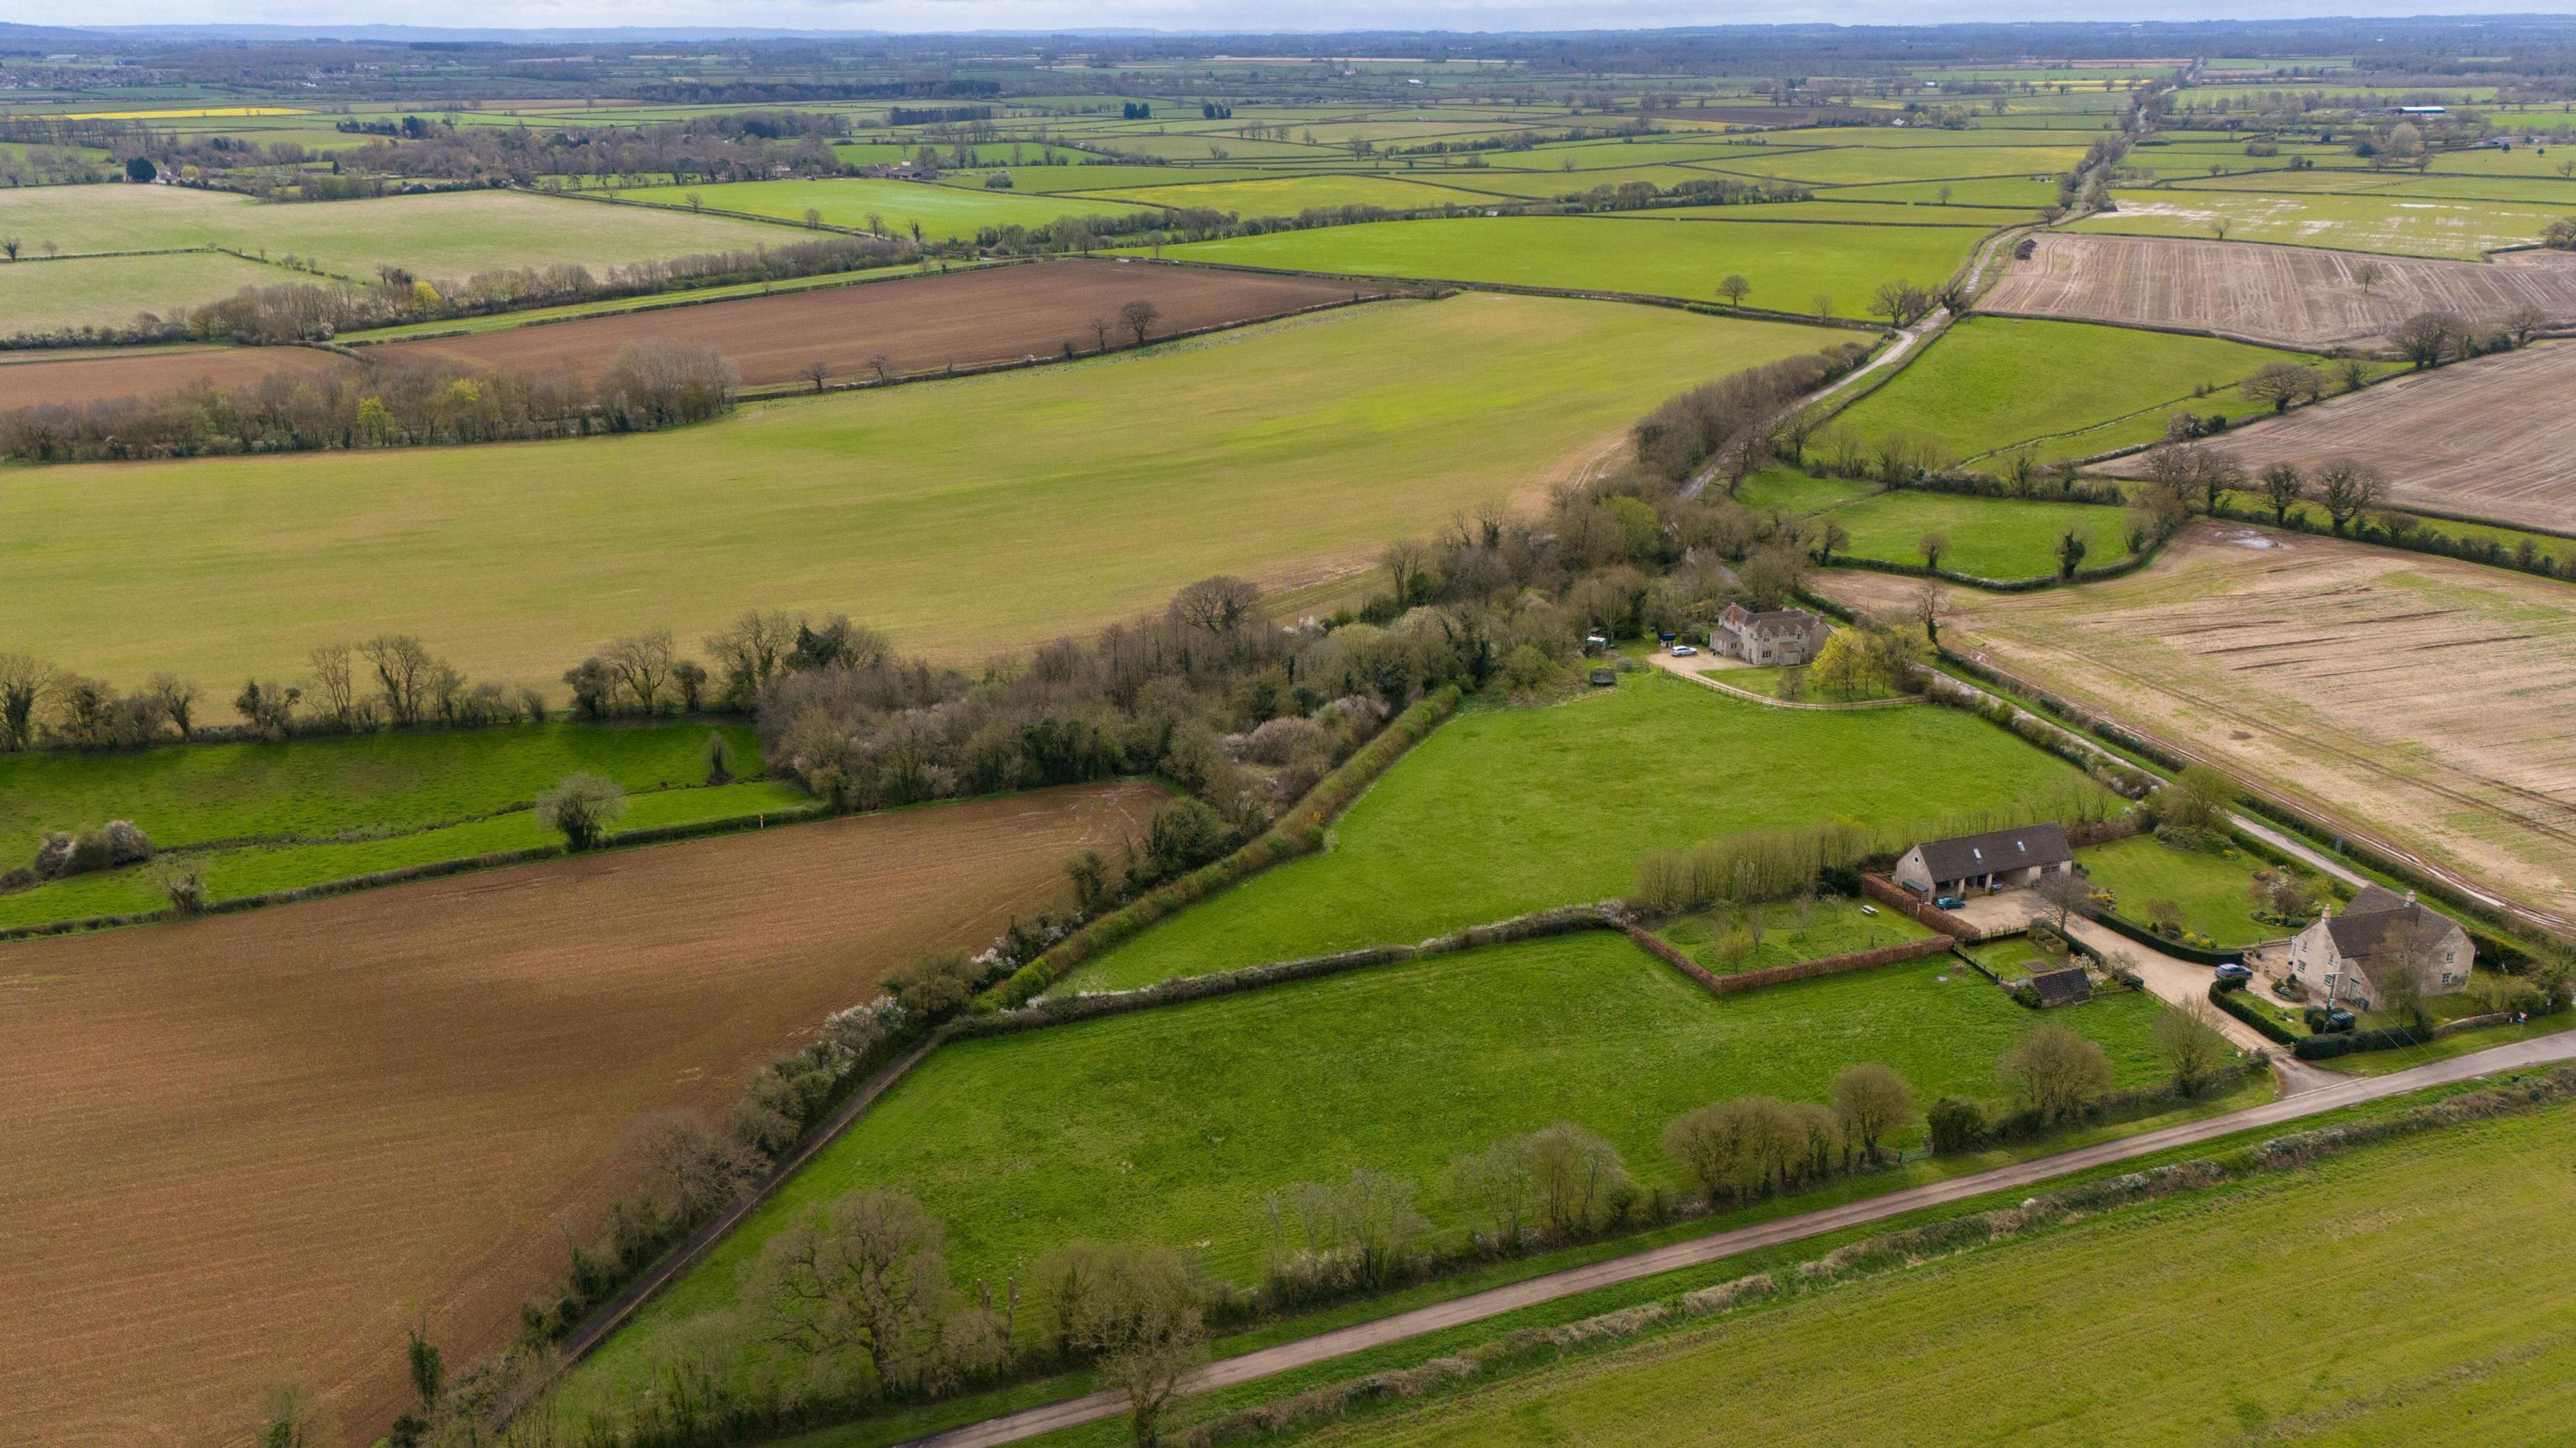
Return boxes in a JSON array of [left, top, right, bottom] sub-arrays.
[[0, 783, 1157, 1448], [1981, 232, 2576, 349], [901, 1030, 2576, 1448]]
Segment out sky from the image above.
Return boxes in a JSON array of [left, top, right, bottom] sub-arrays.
[[60, 1, 2576, 34]]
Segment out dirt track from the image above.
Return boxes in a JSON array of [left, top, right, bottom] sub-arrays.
[[0, 782, 1157, 1448], [0, 343, 358, 410], [1817, 526, 2576, 921], [371, 260, 1386, 388], [2100, 341, 2576, 533], [1980, 232, 2576, 350]]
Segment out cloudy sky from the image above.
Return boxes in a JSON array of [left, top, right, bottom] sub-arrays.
[[70, 0, 2576, 34]]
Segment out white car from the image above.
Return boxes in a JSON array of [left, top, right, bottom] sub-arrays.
[[1670, 644, 1699, 657]]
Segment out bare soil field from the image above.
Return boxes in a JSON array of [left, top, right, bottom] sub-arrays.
[[1817, 526, 2576, 923], [368, 259, 1387, 388], [2099, 341, 2576, 533], [0, 781, 1157, 1448], [1978, 233, 2576, 349], [0, 343, 358, 410]]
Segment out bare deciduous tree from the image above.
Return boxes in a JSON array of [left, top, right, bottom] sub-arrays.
[[753, 1189, 953, 1389], [361, 634, 437, 726], [2239, 361, 2324, 414], [308, 643, 356, 728], [2314, 457, 2384, 535], [1829, 1064, 1917, 1163], [2155, 999, 2235, 1097], [2259, 461, 2306, 525], [1118, 299, 1161, 345], [2389, 309, 2464, 369], [2035, 870, 2092, 934], [1998, 1023, 2114, 1123], [602, 628, 678, 712], [0, 652, 54, 750]]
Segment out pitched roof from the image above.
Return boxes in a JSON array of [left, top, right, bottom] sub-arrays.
[[2324, 886, 2460, 965], [1719, 603, 1825, 638], [2031, 965, 2092, 1007], [1912, 822, 2073, 883]]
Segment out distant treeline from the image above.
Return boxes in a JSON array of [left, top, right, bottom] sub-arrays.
[[0, 342, 737, 463]]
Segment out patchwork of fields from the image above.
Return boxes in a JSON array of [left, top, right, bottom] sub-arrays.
[[1, 294, 1835, 686], [0, 783, 1157, 1448]]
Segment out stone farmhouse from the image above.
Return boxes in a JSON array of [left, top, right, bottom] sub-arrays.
[[2283, 885, 2473, 1007], [1710, 603, 1831, 667], [1894, 822, 2076, 898]]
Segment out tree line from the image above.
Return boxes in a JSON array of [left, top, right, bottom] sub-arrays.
[[0, 341, 739, 464]]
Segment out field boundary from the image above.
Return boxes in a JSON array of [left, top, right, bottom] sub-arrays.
[[1138, 255, 1885, 331], [1623, 920, 1960, 996]]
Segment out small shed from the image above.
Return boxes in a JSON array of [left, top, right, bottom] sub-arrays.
[[2030, 966, 2092, 1009], [1588, 667, 1618, 687]]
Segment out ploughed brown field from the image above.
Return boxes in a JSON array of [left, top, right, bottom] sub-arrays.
[[1979, 233, 2576, 350], [1817, 526, 2576, 929], [0, 781, 1158, 1448], [367, 258, 1391, 388], [2102, 341, 2576, 534], [0, 343, 358, 410]]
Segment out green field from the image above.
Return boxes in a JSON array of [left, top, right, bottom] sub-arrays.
[[0, 777, 806, 928], [0, 250, 296, 334], [574, 930, 2174, 1402], [0, 184, 801, 282], [614, 176, 1160, 241], [1832, 317, 2339, 462], [1145, 215, 1986, 315], [1654, 895, 1935, 972], [1066, 173, 1493, 214], [1, 295, 1839, 687], [2077, 834, 2318, 947], [0, 721, 792, 928], [2078, 188, 2576, 258], [1731, 468, 2137, 581], [1063, 674, 2104, 991], [1270, 1102, 2576, 1448], [1705, 144, 2088, 186]]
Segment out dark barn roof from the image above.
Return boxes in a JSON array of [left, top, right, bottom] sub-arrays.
[[1913, 822, 2073, 883], [2031, 965, 2092, 1008]]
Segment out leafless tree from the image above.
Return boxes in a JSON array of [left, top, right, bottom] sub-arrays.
[[1167, 575, 1261, 637], [1448, 1137, 1538, 1249], [2504, 303, 2548, 345], [1829, 1064, 1917, 1163], [2353, 258, 2385, 295], [1998, 1023, 2114, 1122], [867, 352, 896, 382], [2314, 457, 2384, 535], [1716, 273, 1750, 307], [2239, 361, 2324, 414], [753, 1190, 953, 1390], [361, 634, 437, 725], [602, 628, 678, 712], [1917, 531, 1951, 573], [1523, 1122, 1631, 1238], [705, 610, 799, 708], [1066, 1244, 1206, 1446], [803, 358, 830, 392], [144, 673, 201, 740], [1379, 538, 1438, 608], [0, 652, 55, 750], [1912, 578, 1947, 646], [2155, 999, 2235, 1097], [307, 643, 357, 728], [1089, 316, 1114, 351], [2389, 309, 2464, 370], [2259, 461, 2306, 525], [1118, 299, 1161, 346], [2035, 870, 2092, 934]]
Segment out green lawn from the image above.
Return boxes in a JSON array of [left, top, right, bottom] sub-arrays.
[[1832, 317, 2339, 463], [1063, 673, 2104, 991], [1963, 934, 2059, 983], [0, 250, 293, 335], [1709, 655, 1905, 702], [1271, 1102, 2576, 1448], [2077, 834, 2319, 947], [1143, 215, 1985, 316], [1654, 895, 1933, 973], [0, 184, 798, 282], [0, 778, 808, 929], [570, 930, 2174, 1408], [614, 177, 1159, 241], [1063, 173, 1491, 215], [1, 294, 1838, 689]]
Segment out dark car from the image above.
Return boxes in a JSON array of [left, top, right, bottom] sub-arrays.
[[1933, 895, 1967, 911]]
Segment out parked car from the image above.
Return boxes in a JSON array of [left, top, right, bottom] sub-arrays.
[[2214, 963, 2253, 985], [1670, 644, 1698, 657], [1934, 895, 1966, 911]]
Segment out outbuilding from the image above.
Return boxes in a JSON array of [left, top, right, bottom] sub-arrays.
[[1894, 822, 2076, 897]]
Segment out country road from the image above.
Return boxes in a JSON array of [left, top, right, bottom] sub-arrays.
[[904, 1030, 2576, 1448]]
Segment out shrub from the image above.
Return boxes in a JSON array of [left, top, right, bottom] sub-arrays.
[[32, 820, 150, 879], [151, 856, 210, 915], [1926, 1096, 1987, 1154], [885, 950, 983, 1021], [535, 771, 627, 850]]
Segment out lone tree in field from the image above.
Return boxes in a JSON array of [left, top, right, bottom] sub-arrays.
[[2155, 999, 2235, 1098], [2259, 461, 2306, 524], [1829, 1064, 1917, 1163], [1999, 1023, 2114, 1123], [802, 359, 830, 393], [2314, 457, 2383, 535], [1717, 273, 1750, 307], [2240, 361, 2324, 414], [2390, 310, 2463, 370], [2054, 527, 2090, 579], [1870, 278, 1933, 328], [867, 352, 895, 383], [1917, 531, 1950, 573], [537, 772, 627, 850], [1118, 299, 1162, 345]]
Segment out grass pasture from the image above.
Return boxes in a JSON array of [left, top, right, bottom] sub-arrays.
[[617, 177, 1160, 240], [1063, 674, 2105, 991], [1144, 214, 1986, 315], [2085, 187, 2576, 259], [1655, 894, 1935, 972], [1277, 1098, 2576, 1448], [1063, 172, 1492, 214], [574, 930, 2172, 1404], [0, 184, 801, 284], [0, 781, 1159, 1448], [1829, 315, 2343, 462], [0, 249, 297, 335], [0, 294, 1838, 689], [2077, 834, 2310, 947], [1730, 469, 2135, 582]]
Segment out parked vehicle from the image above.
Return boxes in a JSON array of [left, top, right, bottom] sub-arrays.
[[1934, 895, 1966, 911], [1670, 644, 1698, 657], [2214, 963, 2253, 985]]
